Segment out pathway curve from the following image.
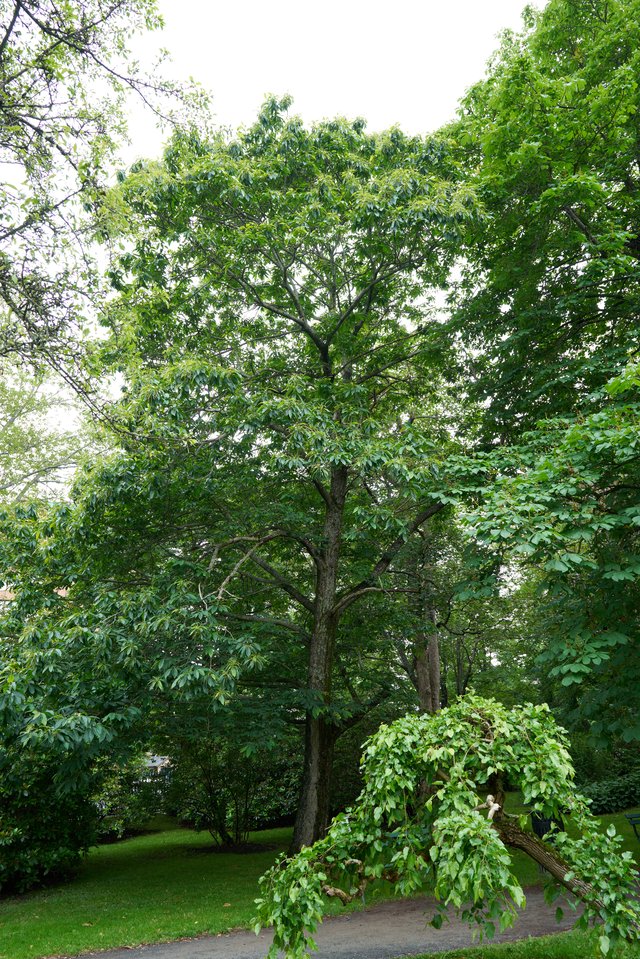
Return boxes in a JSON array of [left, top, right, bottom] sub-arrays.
[[78, 888, 579, 959]]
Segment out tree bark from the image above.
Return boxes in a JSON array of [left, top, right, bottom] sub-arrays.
[[291, 714, 338, 851], [291, 466, 347, 852], [427, 621, 441, 713], [415, 611, 441, 714], [494, 815, 633, 924]]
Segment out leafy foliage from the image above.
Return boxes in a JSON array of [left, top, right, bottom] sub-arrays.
[[167, 737, 299, 847], [93, 96, 481, 846], [93, 756, 166, 842], [446, 0, 640, 745], [451, 0, 640, 434], [256, 697, 640, 957], [0, 0, 202, 394], [582, 771, 640, 817], [462, 363, 640, 742], [0, 362, 92, 503], [0, 733, 99, 893]]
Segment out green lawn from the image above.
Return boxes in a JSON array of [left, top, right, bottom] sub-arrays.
[[419, 929, 640, 959], [0, 807, 638, 959], [0, 820, 291, 959]]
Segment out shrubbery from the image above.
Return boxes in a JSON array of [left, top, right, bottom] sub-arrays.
[[0, 750, 97, 894], [94, 756, 167, 842], [0, 746, 166, 893], [582, 770, 640, 815], [166, 738, 300, 846]]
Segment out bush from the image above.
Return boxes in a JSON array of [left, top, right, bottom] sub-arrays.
[[0, 750, 97, 894], [581, 769, 640, 814], [166, 738, 300, 847], [0, 745, 166, 893], [571, 733, 638, 784]]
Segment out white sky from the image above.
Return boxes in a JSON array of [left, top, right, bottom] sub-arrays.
[[127, 0, 546, 162]]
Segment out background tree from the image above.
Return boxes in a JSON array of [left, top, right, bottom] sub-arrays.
[[162, 705, 301, 848], [0, 0, 201, 388], [464, 362, 640, 744], [0, 363, 93, 504], [450, 0, 640, 435], [96, 97, 477, 848], [444, 0, 640, 746]]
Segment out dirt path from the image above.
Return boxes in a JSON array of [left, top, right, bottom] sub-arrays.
[[79, 887, 579, 959]]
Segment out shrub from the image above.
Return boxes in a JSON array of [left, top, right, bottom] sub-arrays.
[[571, 733, 638, 785], [582, 769, 640, 815], [0, 750, 97, 894], [93, 756, 168, 842], [166, 738, 299, 847]]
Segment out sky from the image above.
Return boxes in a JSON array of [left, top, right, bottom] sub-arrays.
[[126, 0, 546, 162]]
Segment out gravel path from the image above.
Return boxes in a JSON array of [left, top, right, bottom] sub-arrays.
[[78, 888, 578, 959]]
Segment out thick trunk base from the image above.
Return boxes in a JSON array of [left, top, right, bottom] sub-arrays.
[[290, 716, 336, 852]]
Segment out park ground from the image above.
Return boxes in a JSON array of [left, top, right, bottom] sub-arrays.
[[0, 804, 639, 959]]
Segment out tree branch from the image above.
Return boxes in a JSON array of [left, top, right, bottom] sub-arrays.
[[334, 501, 446, 615], [249, 554, 314, 613]]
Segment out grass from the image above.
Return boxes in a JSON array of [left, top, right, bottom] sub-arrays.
[[418, 929, 640, 959], [0, 818, 290, 959], [0, 805, 638, 959]]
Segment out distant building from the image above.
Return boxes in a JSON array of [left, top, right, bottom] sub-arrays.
[[145, 754, 171, 775]]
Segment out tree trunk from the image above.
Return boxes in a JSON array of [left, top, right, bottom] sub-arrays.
[[291, 715, 337, 851], [415, 612, 441, 714], [427, 624, 441, 713], [291, 466, 347, 852], [495, 815, 639, 927]]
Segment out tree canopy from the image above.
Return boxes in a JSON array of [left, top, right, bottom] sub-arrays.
[[93, 97, 478, 847]]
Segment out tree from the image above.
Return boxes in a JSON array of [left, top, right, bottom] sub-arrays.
[[0, 480, 250, 888], [256, 696, 640, 958], [0, 737, 100, 893], [442, 0, 640, 743], [0, 0, 198, 381], [463, 362, 640, 744], [97, 97, 478, 848], [0, 362, 92, 503], [386, 515, 535, 713], [449, 0, 640, 437]]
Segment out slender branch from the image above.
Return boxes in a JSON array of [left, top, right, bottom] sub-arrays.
[[249, 554, 314, 613], [216, 535, 282, 600], [335, 501, 446, 615], [562, 205, 598, 246], [332, 585, 386, 617], [312, 478, 331, 507], [0, 0, 22, 60]]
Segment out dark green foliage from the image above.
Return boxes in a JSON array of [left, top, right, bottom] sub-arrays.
[[167, 740, 300, 847], [0, 750, 97, 894], [570, 733, 637, 785], [329, 703, 411, 815], [582, 772, 640, 816], [465, 363, 640, 743], [447, 0, 640, 745], [451, 0, 640, 434]]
